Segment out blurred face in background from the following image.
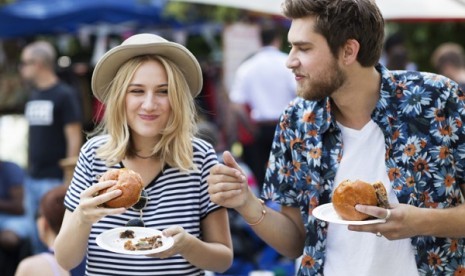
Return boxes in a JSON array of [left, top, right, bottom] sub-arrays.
[[19, 48, 40, 85]]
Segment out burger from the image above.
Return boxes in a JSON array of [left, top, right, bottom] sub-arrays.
[[332, 179, 390, 221], [97, 168, 144, 208]]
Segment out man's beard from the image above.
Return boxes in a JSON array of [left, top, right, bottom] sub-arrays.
[[297, 59, 346, 101]]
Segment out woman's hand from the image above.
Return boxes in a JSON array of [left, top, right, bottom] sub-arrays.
[[74, 180, 126, 225], [146, 226, 192, 259]]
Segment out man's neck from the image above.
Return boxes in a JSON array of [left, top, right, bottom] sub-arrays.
[[35, 72, 59, 90], [331, 66, 381, 130]]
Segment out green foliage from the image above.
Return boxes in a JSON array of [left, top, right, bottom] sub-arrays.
[[386, 22, 465, 72], [0, 0, 15, 5], [164, 2, 243, 23]]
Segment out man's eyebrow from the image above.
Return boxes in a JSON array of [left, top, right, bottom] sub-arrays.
[[289, 41, 313, 47]]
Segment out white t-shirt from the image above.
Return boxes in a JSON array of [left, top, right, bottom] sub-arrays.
[[229, 46, 296, 122], [324, 120, 418, 276]]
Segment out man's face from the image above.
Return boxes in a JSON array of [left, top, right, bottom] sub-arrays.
[[286, 16, 346, 101], [19, 48, 40, 84]]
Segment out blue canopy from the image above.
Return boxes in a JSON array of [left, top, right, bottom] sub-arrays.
[[0, 0, 179, 38]]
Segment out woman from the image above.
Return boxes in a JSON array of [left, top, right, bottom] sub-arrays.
[[54, 34, 233, 275]]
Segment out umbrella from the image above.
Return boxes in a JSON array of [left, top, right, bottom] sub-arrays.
[[169, 0, 465, 21], [0, 0, 178, 38]]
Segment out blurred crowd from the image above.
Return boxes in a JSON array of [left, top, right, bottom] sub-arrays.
[[0, 16, 465, 276]]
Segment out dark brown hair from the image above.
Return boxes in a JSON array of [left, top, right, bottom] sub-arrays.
[[39, 185, 67, 234], [282, 0, 385, 67]]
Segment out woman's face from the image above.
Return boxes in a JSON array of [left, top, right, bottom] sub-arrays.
[[125, 59, 171, 143]]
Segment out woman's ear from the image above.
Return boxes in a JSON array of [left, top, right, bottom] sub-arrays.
[[36, 216, 49, 234], [341, 39, 360, 66]]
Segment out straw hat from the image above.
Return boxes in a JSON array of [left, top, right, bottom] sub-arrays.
[[91, 33, 203, 102]]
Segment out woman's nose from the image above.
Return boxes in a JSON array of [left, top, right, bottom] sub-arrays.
[[141, 93, 157, 110]]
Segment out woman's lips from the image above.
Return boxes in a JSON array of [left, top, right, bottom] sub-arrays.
[[139, 114, 158, 120]]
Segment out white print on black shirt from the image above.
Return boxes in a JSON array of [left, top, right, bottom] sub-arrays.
[[25, 100, 54, 126]]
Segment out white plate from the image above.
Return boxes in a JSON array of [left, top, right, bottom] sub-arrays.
[[96, 227, 174, 255], [312, 203, 386, 225]]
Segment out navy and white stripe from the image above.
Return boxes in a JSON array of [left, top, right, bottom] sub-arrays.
[[64, 135, 220, 275]]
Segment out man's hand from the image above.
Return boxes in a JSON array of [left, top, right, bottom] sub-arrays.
[[207, 151, 250, 209]]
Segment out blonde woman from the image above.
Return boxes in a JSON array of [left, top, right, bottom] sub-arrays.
[[54, 34, 233, 275]]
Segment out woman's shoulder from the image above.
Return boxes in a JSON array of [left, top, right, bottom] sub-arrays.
[[15, 253, 69, 276], [192, 137, 214, 153], [81, 135, 109, 152]]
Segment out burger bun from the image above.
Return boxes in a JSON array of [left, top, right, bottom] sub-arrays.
[[97, 168, 144, 208]]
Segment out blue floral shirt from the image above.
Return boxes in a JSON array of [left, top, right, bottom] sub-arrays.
[[263, 64, 465, 275]]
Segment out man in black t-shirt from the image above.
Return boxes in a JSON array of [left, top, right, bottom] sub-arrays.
[[19, 40, 82, 254]]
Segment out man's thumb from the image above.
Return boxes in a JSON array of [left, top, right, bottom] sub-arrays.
[[222, 151, 241, 170]]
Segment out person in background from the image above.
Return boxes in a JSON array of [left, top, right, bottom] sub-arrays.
[[229, 23, 296, 192], [208, 0, 465, 275], [15, 185, 69, 276], [431, 42, 465, 90], [382, 32, 417, 71], [54, 33, 233, 275], [19, 40, 83, 254], [0, 159, 29, 276]]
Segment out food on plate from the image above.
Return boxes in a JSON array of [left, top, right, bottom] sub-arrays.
[[332, 179, 390, 221], [124, 235, 164, 251], [97, 168, 144, 208], [120, 229, 135, 239]]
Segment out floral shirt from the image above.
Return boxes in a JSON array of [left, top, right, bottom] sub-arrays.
[[263, 64, 465, 275]]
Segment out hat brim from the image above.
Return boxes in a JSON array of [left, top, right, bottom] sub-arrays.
[[92, 41, 203, 102]]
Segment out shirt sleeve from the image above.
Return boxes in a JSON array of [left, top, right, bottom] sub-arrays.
[[64, 139, 98, 211], [198, 141, 221, 219], [261, 106, 300, 207], [451, 83, 465, 187]]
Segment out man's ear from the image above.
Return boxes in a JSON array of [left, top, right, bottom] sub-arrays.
[[341, 39, 360, 65]]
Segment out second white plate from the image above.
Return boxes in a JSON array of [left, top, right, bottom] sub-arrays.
[[96, 226, 174, 255], [312, 203, 386, 225]]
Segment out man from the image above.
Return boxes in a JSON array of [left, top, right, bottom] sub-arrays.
[[229, 24, 296, 191], [19, 41, 82, 253], [207, 0, 465, 275], [431, 42, 465, 91]]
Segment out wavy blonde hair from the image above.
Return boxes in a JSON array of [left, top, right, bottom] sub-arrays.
[[92, 55, 198, 171]]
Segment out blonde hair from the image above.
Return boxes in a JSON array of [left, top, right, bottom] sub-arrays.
[[92, 55, 198, 171]]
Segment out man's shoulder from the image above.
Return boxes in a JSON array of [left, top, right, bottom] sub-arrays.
[[381, 67, 458, 101], [280, 97, 331, 131], [54, 81, 77, 95]]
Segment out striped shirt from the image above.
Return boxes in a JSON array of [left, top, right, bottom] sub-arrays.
[[64, 135, 220, 275]]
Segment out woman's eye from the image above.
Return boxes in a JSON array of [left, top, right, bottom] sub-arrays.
[[129, 89, 144, 94], [157, 89, 168, 94]]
